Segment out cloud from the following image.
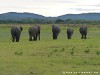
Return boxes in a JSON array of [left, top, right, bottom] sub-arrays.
[[0, 0, 100, 16], [77, 4, 100, 7], [71, 8, 100, 11], [33, 0, 78, 3]]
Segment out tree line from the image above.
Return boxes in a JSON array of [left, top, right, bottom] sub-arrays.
[[0, 18, 100, 25]]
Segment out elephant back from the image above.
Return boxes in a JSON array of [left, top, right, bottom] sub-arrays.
[[29, 26, 40, 35], [79, 26, 87, 34], [52, 25, 60, 33], [11, 26, 22, 33], [67, 28, 73, 35]]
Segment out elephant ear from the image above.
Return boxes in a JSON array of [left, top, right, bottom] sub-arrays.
[[20, 27, 23, 31]]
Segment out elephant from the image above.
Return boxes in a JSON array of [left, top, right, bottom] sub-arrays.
[[67, 28, 73, 39], [11, 26, 23, 42], [52, 25, 61, 39], [29, 26, 40, 41], [79, 26, 87, 39]]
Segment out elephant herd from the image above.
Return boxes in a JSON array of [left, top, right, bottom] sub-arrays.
[[11, 25, 87, 42]]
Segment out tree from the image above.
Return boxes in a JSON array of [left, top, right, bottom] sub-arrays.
[[55, 19, 64, 24]]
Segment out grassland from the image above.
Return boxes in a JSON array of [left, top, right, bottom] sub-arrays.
[[0, 24, 100, 75]]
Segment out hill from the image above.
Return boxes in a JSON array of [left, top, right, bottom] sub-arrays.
[[0, 12, 100, 20], [57, 13, 100, 20], [0, 12, 45, 20]]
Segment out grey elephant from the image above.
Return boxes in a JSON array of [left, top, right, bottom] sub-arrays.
[[79, 26, 87, 39], [29, 26, 40, 41], [67, 28, 73, 39], [11, 26, 23, 42], [52, 25, 61, 39]]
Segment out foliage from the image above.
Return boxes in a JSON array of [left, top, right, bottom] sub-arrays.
[[1, 18, 100, 25], [96, 51, 100, 55], [55, 19, 64, 24]]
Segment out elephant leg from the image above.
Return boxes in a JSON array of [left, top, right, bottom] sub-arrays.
[[38, 34, 40, 40], [38, 33, 40, 40], [12, 36, 15, 42], [70, 36, 71, 39], [69, 34, 72, 39], [67, 34, 69, 39], [84, 35, 87, 39], [33, 35, 36, 41], [68, 36, 71, 39], [16, 35, 20, 42], [69, 36, 71, 39], [11, 34, 15, 42], [38, 30, 40, 40], [35, 34, 38, 41], [81, 34, 83, 39], [67, 34, 71, 39], [33, 36, 35, 41], [53, 33, 57, 39], [12, 34, 16, 42], [29, 35, 32, 41], [53, 32, 55, 39], [55, 32, 59, 39]]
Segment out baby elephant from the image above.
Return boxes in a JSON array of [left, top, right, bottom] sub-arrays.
[[67, 28, 73, 39], [79, 26, 87, 39], [52, 25, 61, 40], [11, 26, 23, 42], [29, 26, 40, 41]]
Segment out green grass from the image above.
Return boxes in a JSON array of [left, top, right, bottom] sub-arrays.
[[0, 24, 100, 75]]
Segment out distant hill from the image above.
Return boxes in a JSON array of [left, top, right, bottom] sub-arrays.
[[57, 13, 100, 20], [0, 12, 100, 20], [0, 12, 45, 20]]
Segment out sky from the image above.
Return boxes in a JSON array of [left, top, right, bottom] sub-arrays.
[[0, 0, 100, 17]]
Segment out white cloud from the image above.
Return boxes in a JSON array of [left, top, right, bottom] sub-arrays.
[[0, 0, 100, 16]]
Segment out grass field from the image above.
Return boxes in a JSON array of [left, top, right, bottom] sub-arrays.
[[0, 24, 100, 75]]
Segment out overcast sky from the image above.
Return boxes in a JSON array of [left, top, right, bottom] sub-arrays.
[[0, 0, 100, 17]]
